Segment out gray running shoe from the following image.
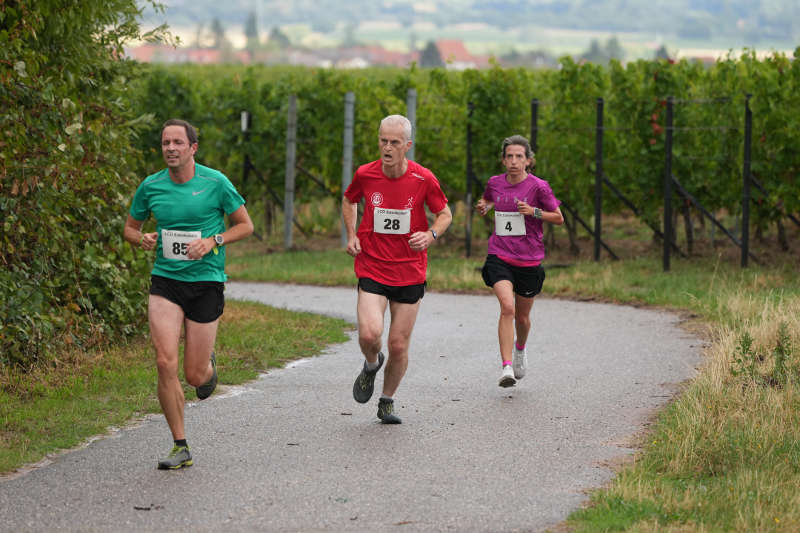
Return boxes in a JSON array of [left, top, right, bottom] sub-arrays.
[[157, 445, 192, 470], [512, 345, 528, 379], [377, 398, 402, 424], [196, 351, 217, 400], [352, 351, 384, 404]]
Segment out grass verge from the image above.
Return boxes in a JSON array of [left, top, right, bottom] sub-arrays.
[[0, 300, 350, 475]]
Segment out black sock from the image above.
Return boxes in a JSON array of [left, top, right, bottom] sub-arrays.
[[174, 439, 188, 448]]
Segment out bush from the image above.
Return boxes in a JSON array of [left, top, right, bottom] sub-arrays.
[[0, 0, 166, 365]]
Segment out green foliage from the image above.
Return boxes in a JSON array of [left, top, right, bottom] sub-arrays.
[[124, 51, 800, 247], [731, 322, 798, 387], [0, 0, 166, 365]]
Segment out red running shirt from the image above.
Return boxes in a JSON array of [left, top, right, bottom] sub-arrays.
[[344, 160, 448, 286]]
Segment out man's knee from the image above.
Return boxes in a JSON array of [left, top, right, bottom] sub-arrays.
[[184, 366, 207, 387], [359, 325, 383, 347], [387, 336, 409, 357], [155, 346, 178, 369]]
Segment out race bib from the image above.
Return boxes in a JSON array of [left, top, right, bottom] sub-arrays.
[[161, 229, 202, 260], [495, 211, 526, 236], [374, 208, 411, 235]]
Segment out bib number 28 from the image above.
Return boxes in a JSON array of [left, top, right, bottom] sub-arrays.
[[374, 208, 411, 235]]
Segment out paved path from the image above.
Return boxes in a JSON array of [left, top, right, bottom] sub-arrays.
[[0, 283, 701, 532]]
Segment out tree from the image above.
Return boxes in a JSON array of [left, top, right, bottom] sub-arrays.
[[210, 17, 226, 49], [655, 44, 671, 60], [244, 11, 260, 51], [0, 0, 169, 364], [267, 27, 290, 49], [605, 36, 625, 61], [342, 22, 360, 47], [420, 40, 444, 67], [581, 39, 608, 64]]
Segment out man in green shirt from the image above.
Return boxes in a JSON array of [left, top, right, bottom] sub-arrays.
[[123, 119, 254, 469]]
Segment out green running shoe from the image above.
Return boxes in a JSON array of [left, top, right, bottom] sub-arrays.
[[157, 445, 193, 470], [377, 398, 402, 424], [352, 351, 384, 404], [196, 351, 217, 400]]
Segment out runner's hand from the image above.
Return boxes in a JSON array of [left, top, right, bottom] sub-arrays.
[[346, 236, 362, 256], [516, 199, 535, 216], [186, 237, 214, 260], [140, 232, 157, 251], [408, 231, 432, 251], [475, 198, 493, 216]]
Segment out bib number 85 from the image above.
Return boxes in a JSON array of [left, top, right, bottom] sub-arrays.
[[162, 229, 202, 260]]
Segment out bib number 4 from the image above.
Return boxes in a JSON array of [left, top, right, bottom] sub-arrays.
[[495, 211, 526, 236]]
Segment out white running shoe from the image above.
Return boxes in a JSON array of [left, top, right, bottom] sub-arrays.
[[498, 365, 516, 388], [512, 346, 528, 379]]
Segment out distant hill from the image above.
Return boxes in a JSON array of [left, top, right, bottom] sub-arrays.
[[142, 0, 799, 52]]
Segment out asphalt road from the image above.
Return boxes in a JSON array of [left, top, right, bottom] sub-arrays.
[[0, 282, 702, 532]]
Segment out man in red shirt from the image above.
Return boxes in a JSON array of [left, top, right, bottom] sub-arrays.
[[342, 114, 452, 424]]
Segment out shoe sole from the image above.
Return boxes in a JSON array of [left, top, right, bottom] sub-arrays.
[[157, 459, 193, 470], [197, 353, 217, 400], [499, 376, 517, 387]]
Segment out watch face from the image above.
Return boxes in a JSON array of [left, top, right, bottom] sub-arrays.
[[214, 235, 224, 245]]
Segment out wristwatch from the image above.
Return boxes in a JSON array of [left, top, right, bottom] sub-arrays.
[[213, 234, 225, 246], [430, 229, 438, 240], [533, 207, 543, 219]]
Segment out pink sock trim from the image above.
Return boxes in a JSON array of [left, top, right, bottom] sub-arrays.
[[515, 343, 525, 351], [502, 360, 512, 366]]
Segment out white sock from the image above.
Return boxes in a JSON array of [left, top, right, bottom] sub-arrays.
[[365, 359, 380, 371], [381, 394, 393, 401]]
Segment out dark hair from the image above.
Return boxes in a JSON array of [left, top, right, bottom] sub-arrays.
[[500, 134, 534, 159], [161, 119, 198, 145]]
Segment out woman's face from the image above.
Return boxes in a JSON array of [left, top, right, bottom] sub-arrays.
[[502, 144, 531, 176]]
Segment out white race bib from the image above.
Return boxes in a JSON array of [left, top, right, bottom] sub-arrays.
[[161, 229, 202, 260], [374, 208, 411, 235], [495, 211, 526, 236]]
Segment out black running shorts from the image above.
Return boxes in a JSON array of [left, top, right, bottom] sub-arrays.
[[149, 275, 225, 323], [481, 254, 545, 298], [358, 277, 426, 304]]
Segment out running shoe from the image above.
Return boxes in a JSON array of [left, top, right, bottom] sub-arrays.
[[352, 351, 384, 403], [377, 398, 402, 424], [512, 345, 528, 379], [196, 351, 217, 400], [157, 445, 193, 470], [498, 365, 517, 388]]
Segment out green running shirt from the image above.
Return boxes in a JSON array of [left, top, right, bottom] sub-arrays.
[[129, 164, 245, 282]]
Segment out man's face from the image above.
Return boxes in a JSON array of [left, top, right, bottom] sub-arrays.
[[503, 144, 531, 174], [378, 123, 410, 166], [161, 125, 197, 170]]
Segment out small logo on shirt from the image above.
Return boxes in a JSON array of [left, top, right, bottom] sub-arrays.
[[192, 189, 208, 196], [371, 192, 384, 206], [412, 172, 425, 181], [404, 197, 414, 209]]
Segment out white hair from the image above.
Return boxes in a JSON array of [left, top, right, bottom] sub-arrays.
[[379, 114, 412, 141]]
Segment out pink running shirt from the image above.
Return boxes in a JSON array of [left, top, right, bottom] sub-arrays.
[[483, 173, 561, 263]]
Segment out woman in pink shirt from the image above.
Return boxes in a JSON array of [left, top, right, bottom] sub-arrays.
[[475, 135, 564, 387]]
